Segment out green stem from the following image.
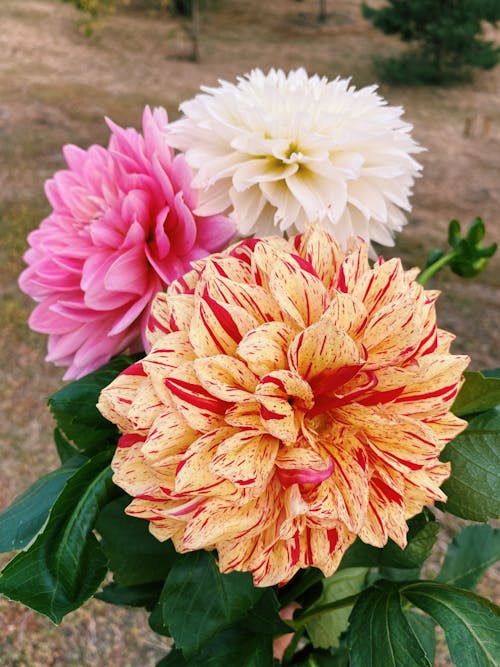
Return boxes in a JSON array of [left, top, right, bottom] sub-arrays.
[[417, 251, 458, 286], [281, 629, 305, 665], [286, 592, 361, 631]]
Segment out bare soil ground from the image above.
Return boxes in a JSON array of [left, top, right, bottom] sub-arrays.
[[0, 0, 498, 664]]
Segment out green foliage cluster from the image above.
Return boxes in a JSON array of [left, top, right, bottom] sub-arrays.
[[362, 0, 500, 85], [419, 218, 497, 284], [0, 357, 499, 665]]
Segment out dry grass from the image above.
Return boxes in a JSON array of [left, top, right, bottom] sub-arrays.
[[0, 0, 499, 664]]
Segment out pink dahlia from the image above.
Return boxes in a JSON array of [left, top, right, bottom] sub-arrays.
[[19, 107, 235, 380]]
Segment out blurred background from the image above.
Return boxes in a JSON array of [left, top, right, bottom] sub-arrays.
[[0, 0, 499, 664]]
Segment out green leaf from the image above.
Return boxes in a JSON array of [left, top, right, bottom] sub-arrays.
[[243, 589, 291, 636], [448, 219, 462, 248], [466, 217, 486, 245], [305, 567, 368, 649], [96, 581, 162, 609], [436, 525, 500, 589], [48, 354, 139, 455], [403, 582, 500, 667], [340, 510, 438, 570], [158, 550, 265, 657], [0, 452, 119, 623], [156, 649, 187, 666], [347, 580, 432, 667], [95, 495, 178, 586], [292, 647, 349, 667], [54, 427, 80, 463], [482, 369, 500, 379], [440, 408, 500, 521], [0, 454, 87, 552], [405, 612, 436, 664], [157, 627, 273, 666], [377, 567, 421, 582], [452, 370, 500, 417]]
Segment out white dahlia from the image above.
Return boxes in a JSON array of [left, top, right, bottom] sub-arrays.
[[167, 68, 424, 248]]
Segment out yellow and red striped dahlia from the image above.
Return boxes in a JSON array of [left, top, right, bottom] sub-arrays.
[[97, 227, 469, 587]]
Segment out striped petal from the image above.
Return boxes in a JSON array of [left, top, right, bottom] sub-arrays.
[[393, 354, 470, 416], [189, 289, 258, 356], [311, 430, 369, 533], [363, 292, 425, 367], [288, 318, 363, 394], [359, 471, 406, 548], [112, 433, 160, 497], [166, 362, 229, 432], [142, 332, 196, 405], [268, 258, 327, 328], [339, 405, 441, 473], [237, 322, 296, 377], [255, 370, 314, 442], [175, 428, 238, 497], [211, 430, 279, 490], [293, 226, 344, 292], [127, 378, 165, 431], [142, 409, 197, 470], [337, 242, 370, 293], [146, 292, 172, 345], [182, 479, 280, 550], [203, 274, 285, 324], [402, 462, 450, 517], [275, 446, 334, 487], [97, 361, 148, 433], [321, 291, 368, 340], [351, 257, 407, 315], [194, 355, 258, 402], [304, 524, 356, 576]]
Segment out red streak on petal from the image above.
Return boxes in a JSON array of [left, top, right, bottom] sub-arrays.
[[229, 238, 260, 259], [122, 363, 147, 377], [136, 493, 163, 501], [310, 364, 363, 397], [415, 324, 437, 356], [327, 527, 339, 551], [199, 300, 227, 354], [395, 383, 457, 403], [337, 265, 348, 293], [260, 404, 287, 420], [261, 374, 286, 393], [203, 291, 244, 343], [358, 387, 405, 406], [290, 530, 301, 566], [277, 459, 334, 488], [380, 451, 423, 471], [166, 376, 228, 414], [234, 477, 257, 486], [149, 314, 170, 335], [309, 371, 377, 416], [372, 477, 403, 505], [355, 448, 368, 471], [118, 434, 141, 448], [305, 530, 313, 565], [168, 498, 205, 517], [290, 253, 319, 277]]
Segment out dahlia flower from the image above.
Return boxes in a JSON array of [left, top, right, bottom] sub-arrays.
[[166, 68, 423, 248], [98, 226, 468, 587], [19, 107, 235, 380]]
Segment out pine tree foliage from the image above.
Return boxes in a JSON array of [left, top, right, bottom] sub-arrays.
[[363, 0, 500, 85]]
